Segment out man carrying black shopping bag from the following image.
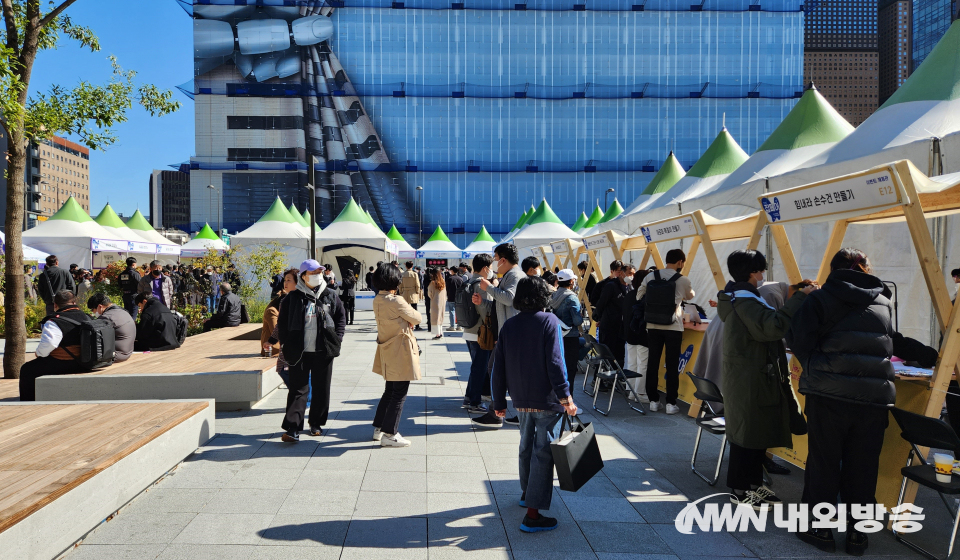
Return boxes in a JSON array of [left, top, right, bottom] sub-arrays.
[[492, 276, 578, 533]]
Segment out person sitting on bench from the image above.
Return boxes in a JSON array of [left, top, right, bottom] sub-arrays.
[[134, 292, 181, 351], [87, 292, 136, 362], [20, 290, 90, 401], [203, 282, 242, 332]]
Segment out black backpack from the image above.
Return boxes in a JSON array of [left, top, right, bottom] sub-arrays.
[[56, 316, 116, 371], [455, 280, 481, 329], [640, 270, 682, 326], [172, 311, 188, 346]]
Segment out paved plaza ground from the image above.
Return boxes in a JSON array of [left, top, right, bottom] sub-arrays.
[[61, 311, 948, 560]]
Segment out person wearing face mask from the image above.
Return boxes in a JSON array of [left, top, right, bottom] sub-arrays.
[[138, 260, 175, 310], [462, 254, 496, 413], [87, 292, 135, 362], [547, 269, 584, 389], [521, 256, 542, 278], [277, 260, 347, 442], [594, 260, 628, 368]]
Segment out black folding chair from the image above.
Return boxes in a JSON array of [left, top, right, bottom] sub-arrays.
[[686, 372, 728, 486], [580, 333, 606, 397], [890, 407, 960, 560], [586, 340, 645, 416]]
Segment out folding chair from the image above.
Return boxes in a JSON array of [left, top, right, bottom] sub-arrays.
[[580, 333, 605, 397], [588, 340, 645, 416], [890, 407, 960, 560], [686, 372, 727, 486]]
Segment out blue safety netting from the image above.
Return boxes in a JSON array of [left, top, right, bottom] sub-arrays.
[[184, 0, 801, 11]]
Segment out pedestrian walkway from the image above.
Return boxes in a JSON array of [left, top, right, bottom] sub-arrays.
[[62, 311, 940, 560]]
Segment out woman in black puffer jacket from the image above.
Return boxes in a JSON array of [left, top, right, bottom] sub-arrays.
[[791, 248, 938, 556]]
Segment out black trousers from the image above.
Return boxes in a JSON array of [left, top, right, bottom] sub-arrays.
[[802, 394, 889, 507], [282, 352, 334, 432], [424, 296, 432, 330], [202, 315, 227, 332], [563, 336, 581, 389], [599, 330, 625, 369], [727, 443, 767, 491], [341, 296, 355, 324], [122, 294, 138, 320], [411, 303, 421, 328], [373, 380, 410, 436], [645, 328, 683, 404], [20, 357, 84, 401], [946, 381, 960, 436]]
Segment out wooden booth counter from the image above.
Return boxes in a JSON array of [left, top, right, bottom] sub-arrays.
[[654, 320, 710, 407]]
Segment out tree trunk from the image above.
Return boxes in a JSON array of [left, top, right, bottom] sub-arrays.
[[3, 129, 27, 379]]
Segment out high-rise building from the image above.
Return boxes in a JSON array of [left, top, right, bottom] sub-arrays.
[[803, 0, 880, 126], [184, 1, 804, 244], [35, 136, 91, 217], [0, 132, 47, 231], [913, 0, 956, 69], [878, 0, 912, 104], [149, 169, 191, 230]]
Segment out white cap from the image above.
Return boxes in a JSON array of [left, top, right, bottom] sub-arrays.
[[557, 269, 576, 282]]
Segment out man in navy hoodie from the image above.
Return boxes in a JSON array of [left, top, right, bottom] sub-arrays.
[[492, 276, 577, 533]]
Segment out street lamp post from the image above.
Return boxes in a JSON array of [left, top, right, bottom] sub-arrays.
[[416, 186, 423, 248], [206, 184, 221, 239], [605, 188, 615, 210], [305, 155, 318, 259]]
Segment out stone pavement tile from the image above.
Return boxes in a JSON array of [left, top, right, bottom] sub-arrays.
[[154, 544, 258, 560], [474, 430, 521, 444], [427, 492, 501, 518], [242, 455, 312, 471], [483, 455, 521, 475], [250, 545, 344, 560], [253, 440, 320, 457], [224, 467, 303, 490], [427, 441, 482, 457], [277, 490, 359, 516], [488, 473, 524, 496], [426, 454, 488, 473], [559, 495, 645, 523], [427, 548, 513, 560], [579, 521, 670, 553], [595, 555, 680, 560], [362, 471, 428, 493], [595, 459, 653, 478], [651, 523, 755, 557], [172, 513, 275, 545], [124, 488, 219, 514], [479, 443, 523, 458], [427, 516, 509, 551], [200, 488, 288, 514], [557, 476, 625, 499], [368, 452, 428, 472], [82, 512, 197, 545], [354, 490, 428, 517], [343, 516, 428, 551], [293, 468, 366, 492], [511, 551, 598, 560], [259, 514, 350, 547], [305, 449, 373, 471], [425, 430, 479, 443], [340, 548, 427, 560], [428, 471, 493, 494], [64, 544, 166, 560]]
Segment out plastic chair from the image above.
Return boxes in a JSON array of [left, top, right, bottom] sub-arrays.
[[686, 372, 728, 486], [890, 407, 960, 560], [587, 340, 645, 416]]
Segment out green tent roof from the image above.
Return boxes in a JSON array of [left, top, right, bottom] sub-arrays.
[[331, 198, 370, 224], [301, 207, 321, 232], [471, 226, 496, 243], [583, 205, 604, 229], [511, 210, 530, 231], [257, 197, 297, 223], [641, 152, 686, 195], [365, 209, 378, 227], [757, 86, 854, 152], [94, 203, 126, 228], [288, 202, 309, 227], [49, 197, 93, 223], [571, 212, 589, 232], [881, 20, 960, 108], [125, 209, 155, 232], [386, 224, 406, 241], [525, 200, 564, 226], [686, 128, 749, 179], [426, 225, 452, 243], [598, 200, 624, 224], [194, 223, 220, 241]]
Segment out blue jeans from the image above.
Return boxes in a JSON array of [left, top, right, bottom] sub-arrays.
[[465, 340, 490, 406], [518, 410, 563, 511], [446, 301, 457, 328], [206, 293, 219, 313]]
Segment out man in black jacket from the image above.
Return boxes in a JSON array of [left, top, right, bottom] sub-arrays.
[[36, 255, 76, 315], [445, 266, 464, 331], [203, 283, 242, 332], [118, 257, 142, 319], [19, 290, 90, 400], [134, 293, 181, 351], [594, 261, 628, 367], [278, 260, 347, 442]]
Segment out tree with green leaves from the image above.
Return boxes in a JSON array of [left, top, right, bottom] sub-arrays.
[[1, 0, 180, 379]]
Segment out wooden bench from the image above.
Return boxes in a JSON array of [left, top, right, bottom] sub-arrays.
[[35, 325, 281, 410], [0, 400, 214, 560]]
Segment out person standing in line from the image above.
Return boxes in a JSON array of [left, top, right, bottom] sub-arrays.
[[621, 269, 651, 402], [371, 263, 423, 447], [521, 256, 542, 278], [428, 268, 448, 339], [365, 266, 376, 291], [594, 260, 628, 367], [36, 255, 75, 316], [445, 266, 464, 331], [203, 265, 220, 313], [423, 266, 433, 333], [398, 261, 423, 331], [278, 260, 347, 442], [138, 260, 175, 311], [75, 270, 93, 304], [548, 268, 584, 389], [23, 265, 37, 301], [791, 248, 938, 555], [462, 253, 495, 413], [340, 270, 357, 325], [492, 276, 578, 533], [636, 249, 694, 414]]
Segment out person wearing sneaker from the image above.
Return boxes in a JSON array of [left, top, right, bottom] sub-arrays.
[[371, 263, 423, 448], [547, 269, 584, 389], [463, 254, 495, 414], [716, 250, 812, 511], [621, 269, 651, 402], [445, 266, 464, 331], [791, 248, 939, 555], [491, 276, 578, 534]]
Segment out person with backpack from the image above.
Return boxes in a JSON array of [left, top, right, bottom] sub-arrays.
[[461, 254, 495, 413], [548, 269, 584, 388], [36, 255, 76, 316], [635, 249, 694, 414], [594, 260, 629, 367], [19, 290, 91, 401], [134, 292, 182, 352], [87, 293, 135, 363], [445, 266, 464, 331]]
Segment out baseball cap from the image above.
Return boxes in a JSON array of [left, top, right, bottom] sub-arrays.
[[299, 259, 325, 274], [557, 269, 576, 282]]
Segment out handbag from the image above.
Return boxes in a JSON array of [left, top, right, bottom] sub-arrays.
[[478, 314, 496, 351], [551, 414, 604, 492]]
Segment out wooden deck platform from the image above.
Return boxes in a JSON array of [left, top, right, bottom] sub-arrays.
[[0, 400, 214, 560], [0, 380, 17, 402], [34, 325, 281, 410]]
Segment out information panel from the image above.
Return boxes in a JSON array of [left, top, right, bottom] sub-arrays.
[[550, 240, 569, 254], [582, 233, 612, 251], [639, 215, 698, 243], [759, 167, 903, 224]]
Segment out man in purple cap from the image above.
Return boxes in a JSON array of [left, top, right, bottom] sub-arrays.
[[277, 259, 347, 442]]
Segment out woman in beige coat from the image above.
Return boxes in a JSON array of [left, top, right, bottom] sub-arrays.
[[372, 263, 423, 448], [427, 268, 447, 340]]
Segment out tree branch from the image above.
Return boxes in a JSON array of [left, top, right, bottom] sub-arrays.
[[38, 0, 79, 29], [1, 0, 19, 54]]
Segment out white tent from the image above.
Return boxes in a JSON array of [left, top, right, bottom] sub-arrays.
[[417, 226, 462, 258], [386, 224, 417, 258], [581, 199, 625, 237], [0, 232, 48, 262], [180, 223, 229, 257], [510, 200, 580, 253], [620, 152, 686, 218], [315, 198, 395, 281], [22, 197, 124, 269], [462, 226, 497, 257], [124, 210, 181, 262], [232, 197, 311, 294]]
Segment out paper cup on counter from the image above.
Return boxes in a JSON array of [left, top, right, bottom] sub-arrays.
[[934, 453, 955, 483]]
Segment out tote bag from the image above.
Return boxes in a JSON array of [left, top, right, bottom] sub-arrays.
[[551, 414, 604, 492]]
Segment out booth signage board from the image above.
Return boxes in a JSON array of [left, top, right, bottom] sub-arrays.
[[129, 241, 157, 254], [419, 252, 461, 259], [90, 238, 128, 252], [550, 240, 569, 253], [181, 249, 210, 258], [582, 234, 611, 251], [399, 250, 417, 259], [640, 215, 698, 243], [531, 247, 547, 261], [426, 258, 448, 267], [759, 167, 904, 224], [156, 244, 181, 255], [385, 241, 398, 255]]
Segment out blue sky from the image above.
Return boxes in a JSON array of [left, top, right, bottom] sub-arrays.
[[28, 0, 194, 219]]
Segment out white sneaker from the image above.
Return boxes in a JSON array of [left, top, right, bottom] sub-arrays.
[[665, 404, 680, 415], [373, 428, 382, 442], [380, 433, 411, 447], [649, 401, 661, 412]]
